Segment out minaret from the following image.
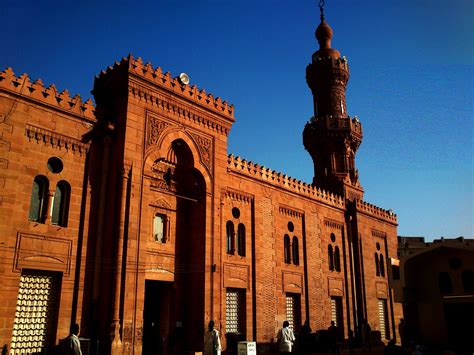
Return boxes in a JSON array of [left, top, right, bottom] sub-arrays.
[[303, 8, 364, 201]]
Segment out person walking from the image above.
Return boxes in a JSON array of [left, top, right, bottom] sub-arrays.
[[277, 321, 296, 354], [60, 323, 82, 355], [204, 321, 221, 355]]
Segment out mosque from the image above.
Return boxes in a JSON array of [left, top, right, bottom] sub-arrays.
[[0, 5, 402, 354]]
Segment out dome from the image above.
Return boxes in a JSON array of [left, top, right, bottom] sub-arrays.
[[315, 20, 333, 49]]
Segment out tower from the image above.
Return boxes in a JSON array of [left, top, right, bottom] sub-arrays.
[[303, 9, 363, 201]]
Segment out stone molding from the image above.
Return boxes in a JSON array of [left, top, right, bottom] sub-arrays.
[[149, 198, 173, 211], [223, 188, 254, 204], [278, 205, 303, 218], [282, 271, 303, 294], [130, 80, 231, 136], [0, 67, 95, 122], [371, 229, 387, 239], [14, 232, 73, 275], [25, 124, 89, 156], [327, 276, 344, 297], [223, 263, 249, 289], [324, 218, 344, 230]]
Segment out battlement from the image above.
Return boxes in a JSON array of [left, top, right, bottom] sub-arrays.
[[96, 55, 234, 120], [355, 199, 397, 223], [0, 67, 96, 122], [227, 154, 345, 208]]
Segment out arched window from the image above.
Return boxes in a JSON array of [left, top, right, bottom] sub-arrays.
[[462, 270, 474, 293], [334, 246, 341, 272], [328, 245, 334, 271], [28, 175, 49, 223], [237, 223, 246, 257], [379, 254, 385, 277], [226, 221, 235, 254], [439, 272, 453, 294], [51, 181, 70, 227], [284, 234, 291, 264], [153, 214, 167, 242], [292, 237, 299, 266], [375, 253, 380, 276]]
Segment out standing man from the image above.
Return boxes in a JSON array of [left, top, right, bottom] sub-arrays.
[[61, 323, 82, 355], [277, 321, 296, 354], [327, 321, 339, 355], [204, 321, 221, 355]]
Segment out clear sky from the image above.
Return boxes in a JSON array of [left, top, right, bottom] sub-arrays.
[[2, 0, 472, 241]]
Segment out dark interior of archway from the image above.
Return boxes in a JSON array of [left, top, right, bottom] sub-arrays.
[[171, 139, 207, 353]]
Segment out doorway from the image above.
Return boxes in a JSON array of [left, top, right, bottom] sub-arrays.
[[142, 280, 173, 355]]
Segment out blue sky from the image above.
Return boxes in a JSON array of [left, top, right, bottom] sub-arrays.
[[2, 0, 472, 240]]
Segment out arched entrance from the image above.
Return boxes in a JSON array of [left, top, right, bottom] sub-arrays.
[[142, 139, 207, 355]]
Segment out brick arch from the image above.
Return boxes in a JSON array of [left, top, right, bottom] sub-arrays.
[[144, 128, 211, 188]]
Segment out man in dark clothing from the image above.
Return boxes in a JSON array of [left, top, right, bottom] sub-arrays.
[[327, 321, 339, 355]]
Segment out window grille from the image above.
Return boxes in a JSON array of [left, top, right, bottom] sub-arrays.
[[285, 293, 301, 331], [10, 270, 61, 354], [286, 295, 295, 330], [226, 289, 244, 333], [330, 296, 343, 335], [378, 299, 389, 339]]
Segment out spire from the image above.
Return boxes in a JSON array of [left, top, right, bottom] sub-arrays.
[[319, 0, 325, 21]]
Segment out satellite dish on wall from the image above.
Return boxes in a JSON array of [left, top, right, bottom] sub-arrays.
[[178, 72, 190, 85]]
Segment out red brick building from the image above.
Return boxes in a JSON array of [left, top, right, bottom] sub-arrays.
[[0, 14, 402, 355]]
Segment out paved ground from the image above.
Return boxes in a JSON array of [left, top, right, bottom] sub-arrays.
[[306, 344, 386, 355]]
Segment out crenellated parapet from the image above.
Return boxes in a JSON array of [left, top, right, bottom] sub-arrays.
[[355, 199, 397, 224], [95, 55, 234, 121], [227, 154, 345, 208], [0, 67, 96, 122]]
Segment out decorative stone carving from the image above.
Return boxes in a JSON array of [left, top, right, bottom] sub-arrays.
[[147, 116, 170, 147], [189, 131, 212, 174], [150, 198, 172, 210]]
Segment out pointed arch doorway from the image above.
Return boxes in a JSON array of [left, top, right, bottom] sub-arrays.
[[142, 139, 207, 355]]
